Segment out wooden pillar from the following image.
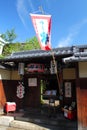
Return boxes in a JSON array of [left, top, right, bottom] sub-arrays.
[[76, 62, 87, 130], [0, 80, 6, 112]]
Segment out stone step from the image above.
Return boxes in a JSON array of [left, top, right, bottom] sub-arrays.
[[0, 108, 4, 115]]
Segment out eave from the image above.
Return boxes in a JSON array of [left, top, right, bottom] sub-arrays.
[[0, 47, 73, 63]]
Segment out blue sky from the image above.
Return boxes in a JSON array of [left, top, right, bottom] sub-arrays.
[[0, 0, 87, 48]]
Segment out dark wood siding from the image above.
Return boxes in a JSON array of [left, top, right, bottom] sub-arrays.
[[0, 78, 41, 110], [0, 80, 22, 109], [23, 75, 41, 108], [76, 62, 87, 130]]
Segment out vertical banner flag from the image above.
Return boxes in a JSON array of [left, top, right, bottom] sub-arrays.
[[30, 14, 52, 50]]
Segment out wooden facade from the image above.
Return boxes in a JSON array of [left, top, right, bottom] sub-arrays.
[[0, 69, 20, 109], [76, 62, 87, 130], [0, 68, 42, 109], [63, 68, 76, 105], [0, 64, 77, 110], [1, 46, 87, 130]]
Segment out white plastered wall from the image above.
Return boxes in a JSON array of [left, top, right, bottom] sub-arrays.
[[0, 69, 20, 80], [79, 62, 87, 78], [63, 68, 76, 80]]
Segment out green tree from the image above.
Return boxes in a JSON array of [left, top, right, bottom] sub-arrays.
[[24, 37, 40, 50], [3, 42, 21, 56], [2, 37, 40, 56], [1, 28, 17, 43]]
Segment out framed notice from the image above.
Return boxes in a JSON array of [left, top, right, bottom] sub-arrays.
[[28, 78, 37, 87], [65, 82, 72, 97]]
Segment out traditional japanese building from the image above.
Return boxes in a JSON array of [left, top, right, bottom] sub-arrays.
[[0, 45, 87, 130]]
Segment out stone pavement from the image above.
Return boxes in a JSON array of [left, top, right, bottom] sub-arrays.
[[0, 113, 77, 130], [0, 107, 78, 130], [0, 116, 50, 130]]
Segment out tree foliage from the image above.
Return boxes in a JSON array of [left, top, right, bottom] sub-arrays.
[[1, 28, 17, 43], [2, 36, 40, 56], [3, 43, 21, 56], [1, 28, 40, 56], [24, 37, 40, 50]]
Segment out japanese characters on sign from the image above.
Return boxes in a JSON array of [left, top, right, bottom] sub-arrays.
[[50, 60, 57, 74], [30, 14, 51, 50], [65, 82, 72, 98]]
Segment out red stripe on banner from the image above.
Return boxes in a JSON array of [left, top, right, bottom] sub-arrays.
[[30, 14, 52, 50]]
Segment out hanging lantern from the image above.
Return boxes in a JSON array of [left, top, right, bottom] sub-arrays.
[[18, 63, 24, 75]]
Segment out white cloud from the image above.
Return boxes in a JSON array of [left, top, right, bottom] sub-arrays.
[[16, 0, 35, 29], [57, 33, 74, 47], [27, 0, 35, 12], [16, 0, 28, 28], [57, 18, 87, 47]]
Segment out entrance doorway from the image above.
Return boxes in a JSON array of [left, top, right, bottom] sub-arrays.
[[40, 78, 60, 117]]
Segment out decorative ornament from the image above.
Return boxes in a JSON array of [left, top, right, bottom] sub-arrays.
[[16, 82, 25, 99]]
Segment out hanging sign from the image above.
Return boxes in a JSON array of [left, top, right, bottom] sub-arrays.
[[26, 63, 44, 73], [16, 82, 25, 99], [30, 14, 52, 50], [28, 78, 37, 87], [50, 60, 57, 74], [65, 82, 72, 97]]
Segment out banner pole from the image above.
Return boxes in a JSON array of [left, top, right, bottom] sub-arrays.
[[39, 6, 44, 14], [51, 50, 61, 95]]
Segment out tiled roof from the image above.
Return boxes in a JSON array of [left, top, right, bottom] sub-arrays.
[[63, 52, 87, 63], [1, 44, 87, 62], [0, 47, 73, 62], [62, 44, 87, 62], [0, 65, 6, 69]]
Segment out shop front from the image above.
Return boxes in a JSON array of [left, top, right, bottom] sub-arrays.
[[63, 48, 87, 130], [0, 47, 78, 127]]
